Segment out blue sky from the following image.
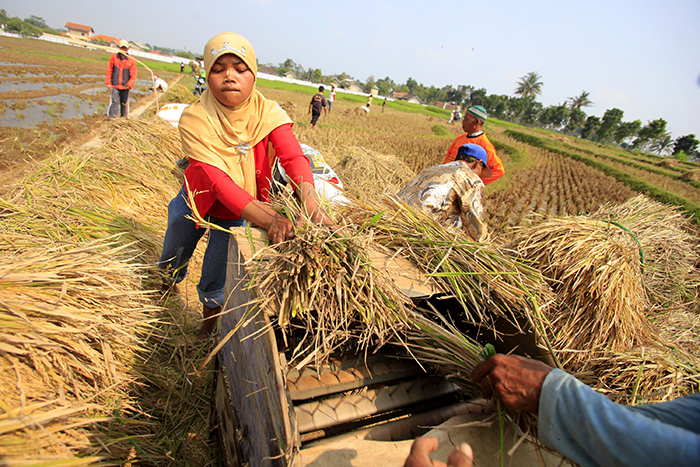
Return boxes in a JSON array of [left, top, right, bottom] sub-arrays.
[[5, 0, 699, 139]]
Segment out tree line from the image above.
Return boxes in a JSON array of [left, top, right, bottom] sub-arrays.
[[0, 11, 63, 37], [3, 9, 696, 160], [268, 61, 698, 161]]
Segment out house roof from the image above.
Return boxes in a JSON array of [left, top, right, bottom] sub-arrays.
[[258, 65, 280, 76], [393, 92, 422, 103], [65, 22, 94, 33], [91, 34, 118, 44], [129, 41, 148, 50]]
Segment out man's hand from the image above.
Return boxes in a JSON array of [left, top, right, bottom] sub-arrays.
[[471, 354, 553, 413], [404, 437, 473, 467]]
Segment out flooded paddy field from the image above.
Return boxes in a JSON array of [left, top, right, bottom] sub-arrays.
[[0, 35, 179, 170]]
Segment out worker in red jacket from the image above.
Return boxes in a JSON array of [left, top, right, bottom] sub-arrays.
[[106, 39, 137, 118]]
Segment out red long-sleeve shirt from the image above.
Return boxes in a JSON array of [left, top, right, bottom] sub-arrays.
[[184, 123, 313, 220]]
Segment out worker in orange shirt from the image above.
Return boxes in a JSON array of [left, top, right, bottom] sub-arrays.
[[443, 105, 504, 185], [105, 39, 137, 118]]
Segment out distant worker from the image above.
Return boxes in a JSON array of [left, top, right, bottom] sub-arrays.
[[397, 144, 490, 242], [367, 93, 374, 108], [308, 85, 327, 129], [105, 39, 137, 119], [180, 62, 185, 74], [443, 105, 504, 185], [405, 353, 700, 467], [153, 76, 168, 93], [382, 98, 387, 112], [448, 106, 461, 124], [327, 85, 336, 113]]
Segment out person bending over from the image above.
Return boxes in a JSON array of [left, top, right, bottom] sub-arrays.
[[158, 32, 335, 339]]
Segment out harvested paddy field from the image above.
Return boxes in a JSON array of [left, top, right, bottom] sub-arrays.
[[1, 38, 699, 466]]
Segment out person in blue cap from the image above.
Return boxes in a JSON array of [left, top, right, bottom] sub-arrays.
[[397, 143, 490, 242]]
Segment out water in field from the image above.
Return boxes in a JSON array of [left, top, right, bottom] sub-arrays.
[[0, 62, 47, 66], [79, 86, 108, 96], [0, 94, 103, 128], [0, 81, 72, 92]]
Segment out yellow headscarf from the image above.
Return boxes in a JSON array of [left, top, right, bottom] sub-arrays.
[[179, 32, 292, 195]]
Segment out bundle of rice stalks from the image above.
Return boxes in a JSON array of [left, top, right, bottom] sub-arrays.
[[589, 194, 700, 311], [509, 196, 700, 403], [656, 158, 679, 169], [577, 346, 700, 403], [397, 307, 484, 393], [0, 238, 161, 464], [336, 196, 553, 336], [0, 119, 181, 257], [193, 190, 413, 369], [0, 117, 214, 464], [680, 169, 700, 182], [512, 213, 654, 362], [331, 146, 417, 200]]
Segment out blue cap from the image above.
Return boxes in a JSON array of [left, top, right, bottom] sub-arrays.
[[456, 144, 493, 178]]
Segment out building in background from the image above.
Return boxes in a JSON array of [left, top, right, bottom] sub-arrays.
[[64, 22, 94, 40]]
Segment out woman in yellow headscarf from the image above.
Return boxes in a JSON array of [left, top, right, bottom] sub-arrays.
[[158, 32, 334, 339]]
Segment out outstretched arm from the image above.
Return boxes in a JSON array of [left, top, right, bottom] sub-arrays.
[[472, 354, 700, 467]]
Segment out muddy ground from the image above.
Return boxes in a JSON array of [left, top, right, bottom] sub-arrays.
[[0, 35, 179, 171]]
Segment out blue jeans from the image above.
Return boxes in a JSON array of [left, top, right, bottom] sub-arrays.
[[158, 187, 245, 308]]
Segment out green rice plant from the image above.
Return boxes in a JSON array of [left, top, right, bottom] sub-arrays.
[[431, 124, 451, 137]]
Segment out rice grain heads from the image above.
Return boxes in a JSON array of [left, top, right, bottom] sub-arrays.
[[512, 213, 653, 359], [513, 194, 699, 358]]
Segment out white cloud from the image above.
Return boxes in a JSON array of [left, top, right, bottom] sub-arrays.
[[327, 28, 344, 36]]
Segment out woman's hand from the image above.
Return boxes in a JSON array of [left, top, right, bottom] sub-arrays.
[[240, 200, 294, 244], [266, 212, 295, 244], [297, 181, 338, 229]]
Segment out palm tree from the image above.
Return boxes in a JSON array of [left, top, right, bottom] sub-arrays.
[[567, 91, 594, 110], [514, 72, 543, 99], [650, 132, 674, 155]]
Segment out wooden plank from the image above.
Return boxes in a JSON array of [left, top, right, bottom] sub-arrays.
[[216, 232, 294, 467]]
